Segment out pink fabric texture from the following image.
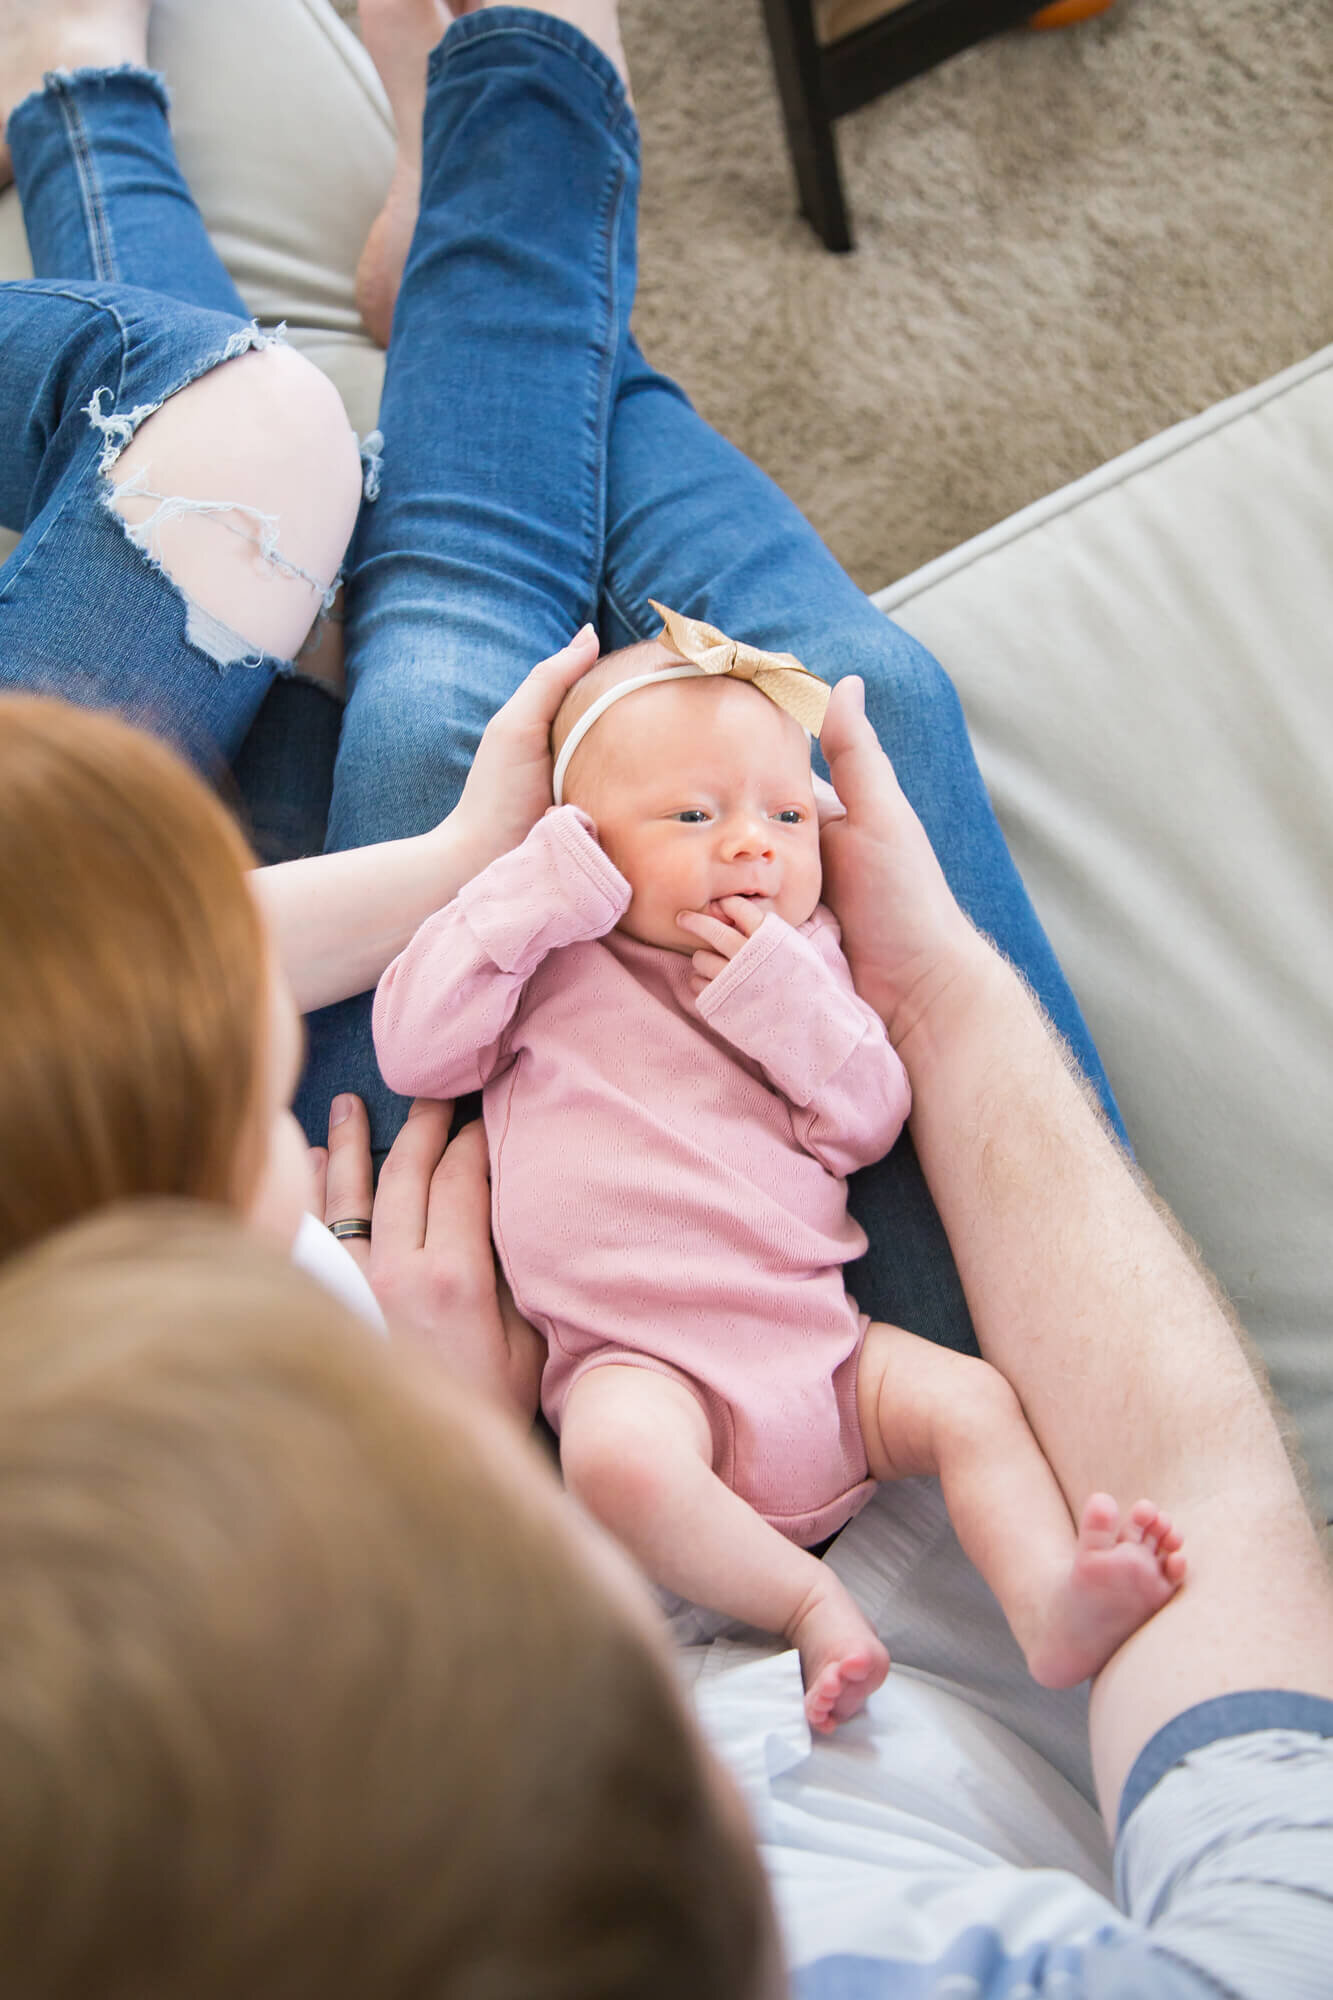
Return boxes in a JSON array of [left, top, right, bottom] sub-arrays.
[[374, 806, 912, 1545]]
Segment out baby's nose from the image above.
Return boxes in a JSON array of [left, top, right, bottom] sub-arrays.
[[722, 813, 773, 858]]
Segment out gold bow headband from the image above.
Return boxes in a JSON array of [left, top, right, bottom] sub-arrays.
[[551, 600, 831, 805]]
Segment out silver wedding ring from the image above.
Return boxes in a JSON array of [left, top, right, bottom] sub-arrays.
[[328, 1217, 373, 1242]]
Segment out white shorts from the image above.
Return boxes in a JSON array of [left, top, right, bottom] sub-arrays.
[[681, 1480, 1333, 1999]]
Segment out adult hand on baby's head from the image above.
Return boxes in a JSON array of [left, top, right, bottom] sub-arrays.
[[452, 626, 601, 876], [819, 678, 987, 1050], [315, 1094, 543, 1423]]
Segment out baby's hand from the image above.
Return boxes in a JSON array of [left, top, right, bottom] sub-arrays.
[[676, 896, 766, 996]]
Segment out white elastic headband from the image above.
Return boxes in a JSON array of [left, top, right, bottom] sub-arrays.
[[552, 664, 704, 805]]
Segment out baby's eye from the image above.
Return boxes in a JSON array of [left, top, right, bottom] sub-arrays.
[[672, 809, 710, 824], [774, 809, 806, 825]]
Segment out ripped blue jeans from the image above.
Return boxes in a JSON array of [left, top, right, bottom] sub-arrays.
[[0, 280, 307, 755], [0, 67, 345, 858], [0, 19, 1124, 1348]]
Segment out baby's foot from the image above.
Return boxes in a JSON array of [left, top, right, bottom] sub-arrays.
[[1, 0, 152, 188], [789, 1573, 890, 1734], [1027, 1494, 1186, 1689]]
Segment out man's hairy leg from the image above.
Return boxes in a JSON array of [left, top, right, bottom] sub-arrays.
[[914, 957, 1332, 1816], [820, 678, 1333, 1826]]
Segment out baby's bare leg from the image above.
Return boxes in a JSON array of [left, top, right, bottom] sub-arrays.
[[857, 1322, 1186, 1689], [560, 1364, 889, 1732]]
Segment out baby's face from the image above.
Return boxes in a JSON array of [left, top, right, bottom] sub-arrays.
[[570, 675, 823, 954]]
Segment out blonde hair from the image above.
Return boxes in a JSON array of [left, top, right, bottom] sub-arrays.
[[0, 696, 267, 1260], [0, 1204, 771, 1998]]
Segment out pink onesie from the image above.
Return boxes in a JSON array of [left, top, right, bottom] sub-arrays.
[[374, 806, 911, 1546]]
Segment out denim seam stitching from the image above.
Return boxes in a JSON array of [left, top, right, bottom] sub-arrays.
[[435, 13, 639, 155], [51, 88, 118, 284], [0, 281, 134, 416], [0, 293, 132, 601], [579, 153, 628, 624], [598, 575, 657, 648]]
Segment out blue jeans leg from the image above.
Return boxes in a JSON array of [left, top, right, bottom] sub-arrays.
[[291, 7, 1122, 1351], [598, 341, 1127, 1345], [0, 279, 292, 772], [298, 9, 640, 1143], [9, 64, 248, 309], [3, 67, 342, 852]]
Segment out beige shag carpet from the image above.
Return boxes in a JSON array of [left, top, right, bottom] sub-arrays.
[[620, 0, 1332, 587]]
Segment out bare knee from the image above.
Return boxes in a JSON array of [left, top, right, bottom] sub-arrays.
[[561, 1370, 711, 1533], [107, 342, 363, 664], [562, 1409, 669, 1533], [936, 1356, 1029, 1462], [859, 1322, 1029, 1482]]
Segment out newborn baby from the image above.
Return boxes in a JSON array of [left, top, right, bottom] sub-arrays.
[[374, 608, 1184, 1730]]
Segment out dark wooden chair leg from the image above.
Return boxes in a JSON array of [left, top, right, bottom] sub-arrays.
[[758, 0, 854, 251]]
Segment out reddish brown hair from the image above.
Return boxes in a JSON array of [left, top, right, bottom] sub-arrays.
[[0, 1204, 773, 1998], [0, 696, 266, 1259]]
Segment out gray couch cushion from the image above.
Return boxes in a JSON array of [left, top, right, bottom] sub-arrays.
[[877, 348, 1333, 1518]]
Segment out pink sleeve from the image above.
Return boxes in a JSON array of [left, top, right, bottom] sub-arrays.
[[695, 906, 910, 1177], [373, 807, 630, 1099]]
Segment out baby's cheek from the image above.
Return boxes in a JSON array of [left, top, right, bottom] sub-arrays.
[[783, 855, 824, 927]]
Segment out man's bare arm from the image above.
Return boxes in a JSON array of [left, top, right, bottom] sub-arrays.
[[820, 676, 1333, 1825]]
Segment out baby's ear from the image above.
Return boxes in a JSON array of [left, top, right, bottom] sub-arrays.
[[812, 773, 846, 827]]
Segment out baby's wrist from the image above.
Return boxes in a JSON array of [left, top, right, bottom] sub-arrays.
[[542, 807, 631, 914]]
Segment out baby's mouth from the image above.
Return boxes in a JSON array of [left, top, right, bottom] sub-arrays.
[[705, 892, 767, 924]]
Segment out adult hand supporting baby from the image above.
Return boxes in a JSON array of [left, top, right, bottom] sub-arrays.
[[253, 627, 601, 1016], [452, 624, 603, 882], [818, 676, 990, 1052], [312, 1092, 543, 1420], [823, 685, 1333, 1829]]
